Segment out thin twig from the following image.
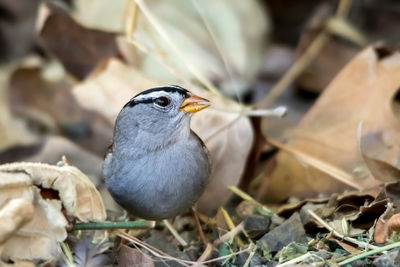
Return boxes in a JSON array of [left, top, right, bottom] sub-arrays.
[[163, 219, 188, 247], [213, 222, 244, 247], [307, 209, 377, 250], [242, 249, 256, 267], [73, 220, 153, 230], [194, 243, 214, 265], [245, 106, 287, 117], [338, 241, 400, 266], [220, 207, 245, 247], [192, 207, 208, 247]]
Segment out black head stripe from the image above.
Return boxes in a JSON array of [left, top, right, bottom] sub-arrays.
[[123, 85, 190, 108], [134, 85, 190, 98]]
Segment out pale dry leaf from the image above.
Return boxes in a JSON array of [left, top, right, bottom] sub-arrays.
[[0, 170, 64, 260], [72, 59, 254, 214], [72, 0, 269, 96], [0, 162, 106, 222], [0, 199, 34, 243], [0, 162, 106, 261]]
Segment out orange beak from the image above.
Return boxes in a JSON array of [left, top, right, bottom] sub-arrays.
[[179, 94, 210, 113]]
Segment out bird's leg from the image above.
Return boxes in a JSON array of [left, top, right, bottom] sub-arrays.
[[192, 206, 208, 247], [163, 219, 188, 247]]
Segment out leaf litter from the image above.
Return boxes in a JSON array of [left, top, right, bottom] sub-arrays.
[[1, 0, 400, 266]]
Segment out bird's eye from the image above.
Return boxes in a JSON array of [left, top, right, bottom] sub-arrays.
[[154, 96, 170, 107]]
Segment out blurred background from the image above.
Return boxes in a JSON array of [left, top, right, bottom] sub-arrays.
[[0, 0, 400, 215]]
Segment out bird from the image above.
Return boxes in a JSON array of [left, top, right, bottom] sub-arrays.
[[103, 85, 212, 220]]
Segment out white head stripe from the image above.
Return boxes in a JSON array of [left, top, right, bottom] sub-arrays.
[[134, 91, 171, 101]]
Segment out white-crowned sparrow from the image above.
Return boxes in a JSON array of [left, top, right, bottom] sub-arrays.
[[103, 85, 211, 220]]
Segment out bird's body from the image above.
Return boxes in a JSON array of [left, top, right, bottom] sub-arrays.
[[103, 85, 211, 220]]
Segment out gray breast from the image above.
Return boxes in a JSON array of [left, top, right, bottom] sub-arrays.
[[103, 134, 211, 220]]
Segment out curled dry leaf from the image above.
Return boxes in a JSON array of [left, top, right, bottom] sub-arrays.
[[0, 162, 106, 261], [0, 199, 34, 243], [72, 58, 254, 214], [0, 162, 106, 222], [262, 47, 400, 202]]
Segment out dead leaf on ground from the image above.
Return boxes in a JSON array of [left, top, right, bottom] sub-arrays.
[[72, 58, 254, 214], [262, 46, 400, 202], [0, 161, 106, 261], [118, 244, 154, 267], [37, 2, 120, 80]]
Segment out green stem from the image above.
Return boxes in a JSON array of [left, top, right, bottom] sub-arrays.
[[73, 220, 152, 230], [338, 241, 400, 266]]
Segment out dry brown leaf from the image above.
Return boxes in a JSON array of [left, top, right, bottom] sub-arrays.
[[118, 244, 154, 267], [387, 213, 400, 235], [329, 238, 361, 254], [0, 161, 106, 261], [72, 58, 254, 214], [262, 46, 400, 202], [359, 124, 400, 183], [37, 2, 120, 80]]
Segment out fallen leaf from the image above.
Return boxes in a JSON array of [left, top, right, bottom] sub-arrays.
[[37, 2, 120, 80], [0, 162, 106, 222], [0, 161, 106, 261], [262, 46, 400, 202], [118, 244, 154, 267], [0, 199, 34, 243], [359, 123, 400, 183]]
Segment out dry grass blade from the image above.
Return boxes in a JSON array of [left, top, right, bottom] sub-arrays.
[[162, 219, 188, 247], [213, 222, 244, 247], [124, 0, 138, 42]]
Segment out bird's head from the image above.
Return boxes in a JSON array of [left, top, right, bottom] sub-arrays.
[[114, 85, 209, 149]]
